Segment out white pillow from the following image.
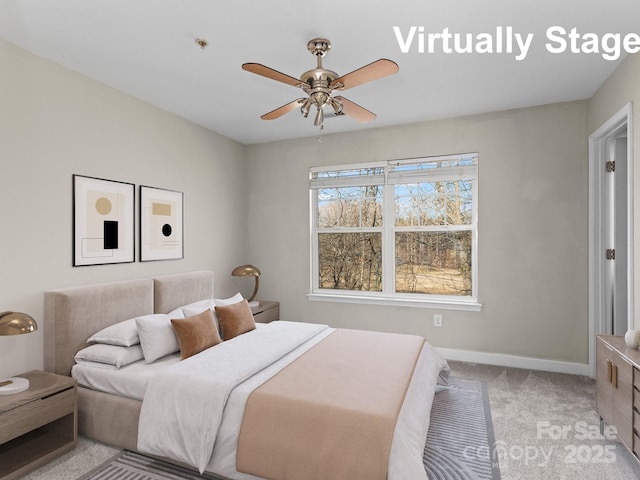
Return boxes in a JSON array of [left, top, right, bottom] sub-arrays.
[[75, 344, 144, 368], [87, 318, 139, 346], [135, 314, 180, 363], [181, 298, 215, 317], [167, 307, 186, 319], [74, 360, 119, 370], [214, 293, 244, 307]]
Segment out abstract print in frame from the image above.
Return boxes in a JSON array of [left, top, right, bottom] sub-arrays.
[[140, 185, 184, 261], [73, 175, 135, 266]]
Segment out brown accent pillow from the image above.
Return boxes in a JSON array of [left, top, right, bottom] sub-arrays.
[[215, 300, 256, 340], [171, 309, 221, 360]]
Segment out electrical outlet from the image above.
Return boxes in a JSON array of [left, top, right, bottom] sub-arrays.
[[433, 314, 443, 327]]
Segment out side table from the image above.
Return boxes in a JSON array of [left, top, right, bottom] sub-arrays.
[[0, 370, 77, 480], [251, 300, 280, 323]]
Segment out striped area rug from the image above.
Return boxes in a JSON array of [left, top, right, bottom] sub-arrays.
[[80, 377, 499, 480], [78, 451, 219, 480], [424, 377, 501, 480]]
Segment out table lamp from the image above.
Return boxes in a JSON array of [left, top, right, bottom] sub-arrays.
[[0, 311, 38, 395], [232, 265, 261, 307]]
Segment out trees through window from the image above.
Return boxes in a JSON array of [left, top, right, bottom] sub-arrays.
[[310, 153, 478, 304]]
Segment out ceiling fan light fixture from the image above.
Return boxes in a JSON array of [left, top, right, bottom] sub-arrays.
[[242, 38, 398, 130], [300, 97, 312, 118], [330, 97, 343, 116], [313, 107, 324, 128]]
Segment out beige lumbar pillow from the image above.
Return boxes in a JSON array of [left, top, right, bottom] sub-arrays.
[[215, 299, 256, 340], [171, 308, 221, 360]]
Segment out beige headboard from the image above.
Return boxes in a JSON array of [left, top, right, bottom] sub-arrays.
[[44, 278, 154, 376], [153, 270, 214, 314], [44, 270, 215, 376]]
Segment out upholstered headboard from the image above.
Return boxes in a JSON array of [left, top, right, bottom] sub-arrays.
[[153, 270, 214, 314], [44, 278, 154, 376], [44, 271, 214, 376]]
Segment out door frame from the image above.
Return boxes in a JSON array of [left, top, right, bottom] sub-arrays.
[[588, 102, 634, 378]]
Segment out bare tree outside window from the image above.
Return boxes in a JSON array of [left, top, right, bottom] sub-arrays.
[[394, 179, 473, 295], [317, 182, 383, 291], [310, 155, 477, 301]]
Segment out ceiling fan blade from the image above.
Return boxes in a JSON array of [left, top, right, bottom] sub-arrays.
[[242, 63, 302, 87], [334, 96, 376, 123], [260, 99, 305, 120], [330, 59, 399, 90]]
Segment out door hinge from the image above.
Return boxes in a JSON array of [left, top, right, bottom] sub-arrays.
[[606, 249, 615, 260], [606, 161, 615, 173]]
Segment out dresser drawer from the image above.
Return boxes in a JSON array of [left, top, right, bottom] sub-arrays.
[[0, 387, 75, 444], [635, 433, 640, 458], [634, 390, 640, 414], [635, 367, 640, 390]]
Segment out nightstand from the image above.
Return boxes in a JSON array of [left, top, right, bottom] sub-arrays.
[[0, 370, 77, 480], [251, 300, 279, 323]]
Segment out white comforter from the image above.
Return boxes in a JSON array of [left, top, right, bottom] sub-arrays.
[[138, 321, 330, 473], [137, 321, 449, 479]]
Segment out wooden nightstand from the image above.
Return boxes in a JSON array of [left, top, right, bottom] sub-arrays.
[[0, 370, 77, 480], [251, 300, 279, 323]]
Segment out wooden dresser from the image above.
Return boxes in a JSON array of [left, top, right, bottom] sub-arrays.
[[596, 335, 640, 459]]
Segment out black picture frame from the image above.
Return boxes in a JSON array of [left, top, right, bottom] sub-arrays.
[[73, 174, 135, 266], [139, 185, 184, 261]]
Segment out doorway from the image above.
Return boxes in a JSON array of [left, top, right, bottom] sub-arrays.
[[589, 103, 634, 377]]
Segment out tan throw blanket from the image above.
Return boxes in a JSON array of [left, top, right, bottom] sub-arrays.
[[236, 328, 425, 480]]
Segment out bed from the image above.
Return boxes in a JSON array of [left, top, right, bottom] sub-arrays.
[[44, 271, 449, 480]]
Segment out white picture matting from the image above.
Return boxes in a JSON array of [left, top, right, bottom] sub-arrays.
[[140, 185, 184, 261], [73, 175, 134, 266]]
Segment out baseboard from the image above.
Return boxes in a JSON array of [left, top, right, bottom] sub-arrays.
[[435, 347, 591, 377]]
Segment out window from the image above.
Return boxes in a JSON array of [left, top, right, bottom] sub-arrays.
[[309, 153, 479, 310]]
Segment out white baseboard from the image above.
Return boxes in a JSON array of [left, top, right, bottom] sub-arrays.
[[435, 347, 591, 377]]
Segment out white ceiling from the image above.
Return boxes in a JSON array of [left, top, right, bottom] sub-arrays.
[[1, 0, 638, 145]]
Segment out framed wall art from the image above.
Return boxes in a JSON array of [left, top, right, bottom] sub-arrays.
[[140, 185, 184, 261], [73, 175, 135, 266]]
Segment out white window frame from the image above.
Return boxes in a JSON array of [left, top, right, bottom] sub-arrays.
[[308, 153, 481, 311]]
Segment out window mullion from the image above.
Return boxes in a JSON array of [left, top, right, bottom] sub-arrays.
[[382, 174, 395, 294]]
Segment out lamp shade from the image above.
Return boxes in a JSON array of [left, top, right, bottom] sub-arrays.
[[231, 265, 261, 277], [0, 311, 38, 336], [231, 265, 261, 302]]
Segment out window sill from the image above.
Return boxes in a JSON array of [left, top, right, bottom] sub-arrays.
[[307, 292, 482, 312]]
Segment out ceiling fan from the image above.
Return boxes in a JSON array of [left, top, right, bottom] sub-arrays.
[[242, 38, 399, 130]]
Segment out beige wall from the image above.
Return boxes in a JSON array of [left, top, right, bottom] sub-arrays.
[[588, 53, 640, 330], [0, 40, 248, 378], [6, 34, 632, 377], [247, 101, 590, 365]]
